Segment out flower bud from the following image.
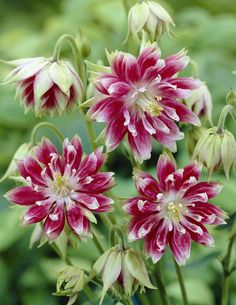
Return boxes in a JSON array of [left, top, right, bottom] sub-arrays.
[[185, 81, 213, 124], [226, 90, 236, 108], [76, 29, 91, 59], [90, 245, 155, 304], [2, 57, 83, 116], [126, 0, 174, 42], [193, 127, 236, 178], [187, 126, 207, 155], [54, 266, 84, 305]]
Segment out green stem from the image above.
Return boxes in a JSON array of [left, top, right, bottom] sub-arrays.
[[122, 0, 130, 15], [85, 120, 97, 151], [51, 34, 86, 92], [109, 226, 126, 250], [154, 263, 171, 305], [92, 228, 105, 254], [30, 122, 64, 145], [138, 293, 151, 305], [217, 104, 236, 134], [174, 260, 189, 305], [221, 233, 236, 305]]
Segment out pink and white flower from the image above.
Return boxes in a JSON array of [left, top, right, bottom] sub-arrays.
[[87, 45, 200, 162], [124, 154, 227, 265], [3, 57, 83, 116], [5, 136, 114, 240]]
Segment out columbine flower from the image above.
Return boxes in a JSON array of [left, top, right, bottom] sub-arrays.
[[185, 81, 213, 124], [126, 0, 174, 42], [2, 57, 83, 116], [90, 245, 155, 304], [5, 136, 114, 240], [124, 154, 226, 265], [193, 127, 236, 178], [87, 45, 200, 162]]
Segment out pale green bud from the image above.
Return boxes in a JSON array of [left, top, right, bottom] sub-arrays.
[[193, 127, 236, 178], [126, 0, 174, 43], [54, 266, 84, 305], [0, 142, 33, 183], [187, 126, 207, 155], [76, 29, 91, 58], [89, 245, 155, 304]]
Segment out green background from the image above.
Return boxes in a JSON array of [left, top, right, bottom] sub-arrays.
[[0, 0, 236, 304]]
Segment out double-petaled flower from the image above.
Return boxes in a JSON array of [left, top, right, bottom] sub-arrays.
[[87, 45, 200, 162], [2, 57, 83, 116], [124, 154, 227, 265], [5, 136, 114, 240]]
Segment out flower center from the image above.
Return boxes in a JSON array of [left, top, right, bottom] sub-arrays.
[[136, 91, 163, 116], [167, 202, 184, 221], [51, 172, 72, 198]]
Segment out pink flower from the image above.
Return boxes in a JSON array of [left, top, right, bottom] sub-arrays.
[[87, 46, 200, 162], [5, 136, 114, 240], [3, 57, 83, 116], [124, 154, 227, 265]]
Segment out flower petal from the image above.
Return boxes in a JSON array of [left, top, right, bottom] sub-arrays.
[[5, 186, 45, 206]]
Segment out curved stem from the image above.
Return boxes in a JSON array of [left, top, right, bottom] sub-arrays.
[[154, 263, 171, 305], [174, 260, 189, 305], [51, 34, 86, 92], [30, 122, 64, 145], [217, 105, 236, 134]]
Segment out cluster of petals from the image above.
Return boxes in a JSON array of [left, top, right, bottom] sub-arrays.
[[88, 45, 200, 162], [3, 57, 83, 116], [124, 154, 227, 265], [5, 136, 114, 240]]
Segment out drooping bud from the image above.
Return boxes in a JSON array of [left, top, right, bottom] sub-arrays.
[[54, 266, 84, 305], [126, 0, 174, 43], [193, 127, 236, 178], [2, 57, 83, 116], [185, 81, 213, 124], [90, 245, 155, 304]]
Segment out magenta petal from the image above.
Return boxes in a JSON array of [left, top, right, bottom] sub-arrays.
[[108, 81, 130, 97], [138, 47, 160, 75], [189, 203, 226, 225], [23, 203, 51, 225], [124, 197, 159, 215], [128, 119, 152, 162], [63, 136, 82, 169], [44, 203, 65, 240], [189, 224, 214, 247], [18, 157, 45, 186], [66, 204, 90, 236], [78, 147, 105, 178], [105, 113, 127, 152], [184, 182, 222, 200], [78, 172, 114, 193], [163, 100, 200, 126], [169, 227, 191, 265], [128, 215, 158, 241], [182, 162, 201, 182], [133, 169, 161, 200], [5, 186, 45, 206], [168, 77, 200, 90], [157, 154, 176, 189], [35, 139, 58, 165]]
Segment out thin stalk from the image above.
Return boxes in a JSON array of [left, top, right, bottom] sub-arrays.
[[30, 121, 64, 145], [154, 263, 171, 305], [51, 34, 86, 89], [92, 228, 105, 254], [85, 120, 97, 151], [217, 104, 236, 134], [139, 293, 151, 305], [173, 260, 189, 305], [221, 233, 236, 305]]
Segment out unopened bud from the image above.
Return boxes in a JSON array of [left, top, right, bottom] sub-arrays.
[[76, 29, 91, 58], [89, 245, 155, 304], [126, 0, 174, 43], [193, 127, 236, 178], [54, 266, 84, 305], [187, 126, 207, 155]]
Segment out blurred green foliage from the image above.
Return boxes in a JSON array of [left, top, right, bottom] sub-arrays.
[[0, 0, 236, 305]]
